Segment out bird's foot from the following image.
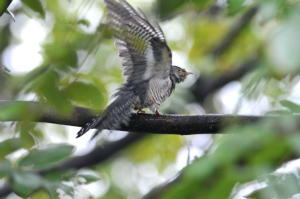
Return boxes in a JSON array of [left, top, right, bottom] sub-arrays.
[[136, 109, 146, 115], [155, 110, 162, 115]]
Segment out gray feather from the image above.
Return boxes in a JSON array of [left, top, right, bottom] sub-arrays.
[[137, 7, 148, 20], [119, 51, 130, 57], [77, 85, 136, 139], [105, 0, 172, 84], [153, 21, 165, 42]]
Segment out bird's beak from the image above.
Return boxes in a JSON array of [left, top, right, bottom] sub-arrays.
[[183, 71, 193, 75]]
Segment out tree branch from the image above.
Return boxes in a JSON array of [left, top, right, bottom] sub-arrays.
[[54, 133, 146, 171], [192, 6, 259, 103], [212, 6, 259, 57], [0, 100, 271, 135], [192, 57, 259, 102]]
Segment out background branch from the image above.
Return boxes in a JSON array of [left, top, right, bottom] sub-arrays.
[[192, 57, 259, 102], [211, 6, 259, 57], [192, 5, 259, 103]]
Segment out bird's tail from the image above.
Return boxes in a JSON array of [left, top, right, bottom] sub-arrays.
[[76, 89, 136, 139]]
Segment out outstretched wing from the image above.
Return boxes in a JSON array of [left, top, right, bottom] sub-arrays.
[[104, 0, 172, 83]]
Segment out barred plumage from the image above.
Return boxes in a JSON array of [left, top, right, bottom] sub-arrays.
[[77, 0, 192, 139]]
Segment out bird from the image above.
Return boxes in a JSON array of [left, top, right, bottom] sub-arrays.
[[77, 0, 192, 139]]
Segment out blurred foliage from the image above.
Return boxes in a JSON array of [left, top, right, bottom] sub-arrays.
[[162, 117, 300, 199], [18, 144, 75, 168], [227, 0, 245, 15], [247, 172, 300, 198], [157, 0, 186, 19], [21, 0, 45, 19], [1, 0, 300, 198], [127, 135, 183, 171]]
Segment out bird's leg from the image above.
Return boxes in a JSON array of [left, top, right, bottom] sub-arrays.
[[150, 105, 161, 115], [136, 109, 146, 115]]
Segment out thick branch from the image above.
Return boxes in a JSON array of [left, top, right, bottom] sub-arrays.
[[0, 100, 270, 135]]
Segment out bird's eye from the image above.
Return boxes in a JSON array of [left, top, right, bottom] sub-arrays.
[[177, 69, 181, 72]]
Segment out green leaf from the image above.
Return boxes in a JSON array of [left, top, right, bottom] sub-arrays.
[[265, 110, 291, 116], [0, 159, 12, 179], [77, 19, 90, 27], [44, 43, 78, 69], [247, 173, 300, 199], [227, 0, 245, 15], [190, 0, 215, 10], [0, 101, 27, 121], [11, 171, 43, 197], [21, 0, 45, 18], [32, 71, 72, 113], [19, 144, 75, 169], [157, 0, 187, 19], [58, 183, 74, 197], [77, 174, 101, 184], [62, 82, 105, 109], [20, 124, 36, 149], [19, 66, 49, 93], [0, 138, 22, 159], [31, 190, 52, 199], [0, 0, 12, 16], [43, 171, 74, 197], [280, 100, 300, 113]]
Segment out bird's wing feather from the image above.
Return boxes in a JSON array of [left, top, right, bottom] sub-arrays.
[[104, 0, 172, 83], [77, 84, 136, 139]]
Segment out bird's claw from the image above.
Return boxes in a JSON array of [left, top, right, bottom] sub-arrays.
[[155, 111, 162, 115], [136, 109, 146, 115]]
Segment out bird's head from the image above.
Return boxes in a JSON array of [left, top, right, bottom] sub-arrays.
[[171, 65, 193, 84]]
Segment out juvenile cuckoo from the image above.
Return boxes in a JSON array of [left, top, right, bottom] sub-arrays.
[[77, 0, 192, 139]]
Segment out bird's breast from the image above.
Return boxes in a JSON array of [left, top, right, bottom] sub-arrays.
[[145, 77, 172, 104]]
